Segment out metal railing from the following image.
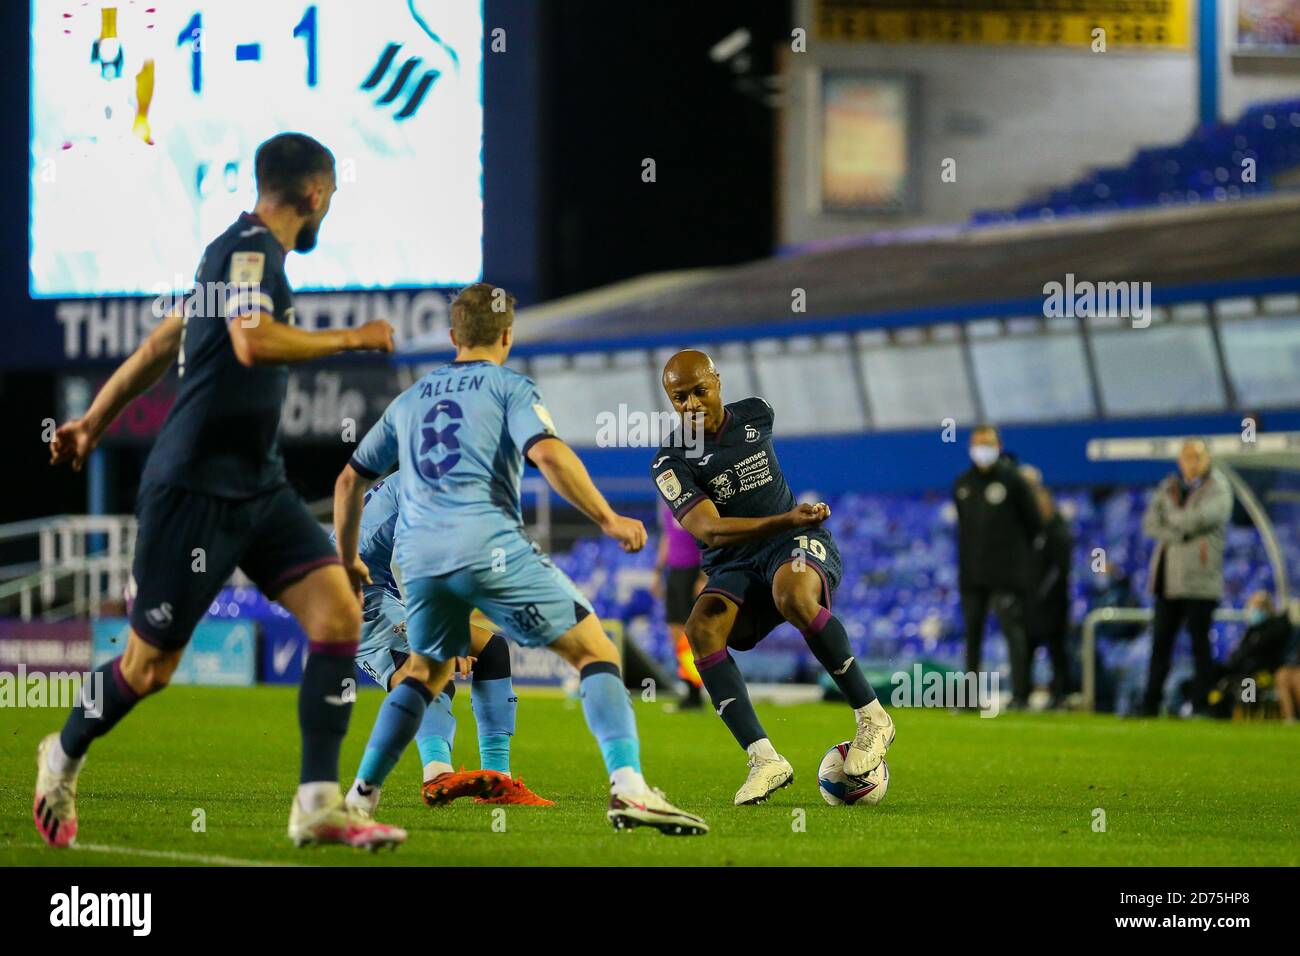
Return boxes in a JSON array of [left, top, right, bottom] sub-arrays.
[[1081, 606, 1249, 712], [0, 515, 136, 621]]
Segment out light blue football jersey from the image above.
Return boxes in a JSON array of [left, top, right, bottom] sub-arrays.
[[329, 473, 400, 598], [348, 359, 558, 580]]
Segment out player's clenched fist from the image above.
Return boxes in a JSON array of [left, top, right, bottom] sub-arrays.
[[602, 514, 647, 553], [49, 418, 98, 472], [348, 320, 396, 353], [786, 501, 830, 529]]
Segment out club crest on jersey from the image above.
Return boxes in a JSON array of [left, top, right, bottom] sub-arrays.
[[145, 602, 174, 629], [709, 470, 736, 501], [656, 468, 682, 501], [744, 425, 760, 443], [985, 482, 1007, 505], [229, 251, 265, 284]]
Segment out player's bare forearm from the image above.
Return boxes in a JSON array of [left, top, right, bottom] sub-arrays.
[[333, 464, 374, 567], [228, 315, 393, 367], [52, 315, 183, 469], [529, 439, 618, 529], [83, 314, 183, 435], [681, 505, 793, 548]]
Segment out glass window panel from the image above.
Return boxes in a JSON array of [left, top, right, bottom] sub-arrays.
[[753, 350, 865, 433], [970, 332, 1095, 422], [531, 365, 657, 447], [1090, 322, 1225, 415], [860, 343, 976, 428], [1221, 315, 1300, 408]]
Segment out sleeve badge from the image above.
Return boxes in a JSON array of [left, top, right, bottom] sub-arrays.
[[656, 468, 682, 501]]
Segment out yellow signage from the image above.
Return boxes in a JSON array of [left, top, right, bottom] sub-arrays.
[[814, 0, 1190, 49]]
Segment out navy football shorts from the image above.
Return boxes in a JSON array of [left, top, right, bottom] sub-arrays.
[[128, 481, 339, 649], [699, 527, 842, 651]]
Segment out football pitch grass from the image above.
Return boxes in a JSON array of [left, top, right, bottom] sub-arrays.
[[2, 685, 1297, 867]]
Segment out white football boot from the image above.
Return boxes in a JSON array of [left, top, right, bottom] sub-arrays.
[[844, 710, 895, 777], [33, 734, 79, 848], [733, 753, 795, 806], [344, 779, 382, 817], [288, 793, 406, 850], [608, 786, 709, 836]]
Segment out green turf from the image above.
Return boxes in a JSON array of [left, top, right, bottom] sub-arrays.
[[2, 685, 1297, 866]]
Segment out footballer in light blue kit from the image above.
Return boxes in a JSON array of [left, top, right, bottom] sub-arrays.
[[333, 283, 707, 835], [336, 474, 554, 810]]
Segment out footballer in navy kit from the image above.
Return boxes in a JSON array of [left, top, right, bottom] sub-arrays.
[[651, 350, 896, 806], [39, 133, 401, 852]]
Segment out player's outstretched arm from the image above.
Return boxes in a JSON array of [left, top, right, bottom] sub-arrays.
[[228, 314, 394, 367], [333, 463, 377, 598], [528, 438, 646, 552], [49, 313, 184, 471], [679, 498, 829, 549]]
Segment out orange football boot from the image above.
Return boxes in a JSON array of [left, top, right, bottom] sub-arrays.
[[421, 768, 507, 807], [474, 776, 556, 806]]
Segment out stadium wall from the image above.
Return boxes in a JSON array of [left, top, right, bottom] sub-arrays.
[[782, 0, 1300, 245]]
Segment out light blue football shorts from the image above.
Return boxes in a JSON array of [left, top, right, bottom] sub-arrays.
[[355, 586, 410, 689], [404, 542, 594, 661]]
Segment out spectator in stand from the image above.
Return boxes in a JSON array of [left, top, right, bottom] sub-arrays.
[[1139, 439, 1232, 717], [1276, 602, 1300, 724], [1207, 590, 1294, 718], [654, 500, 706, 709], [953, 425, 1043, 709]]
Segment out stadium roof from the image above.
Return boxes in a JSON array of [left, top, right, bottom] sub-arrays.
[[513, 194, 1300, 347]]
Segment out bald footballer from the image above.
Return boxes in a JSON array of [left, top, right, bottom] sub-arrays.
[[651, 350, 895, 804]]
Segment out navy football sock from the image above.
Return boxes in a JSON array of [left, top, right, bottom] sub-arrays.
[[695, 648, 767, 750], [59, 657, 141, 759], [802, 608, 877, 708], [298, 642, 358, 784]]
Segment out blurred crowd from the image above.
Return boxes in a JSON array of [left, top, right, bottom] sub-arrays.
[[954, 425, 1300, 721]]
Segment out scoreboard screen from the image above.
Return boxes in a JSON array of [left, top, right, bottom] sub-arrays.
[[30, 1, 483, 298]]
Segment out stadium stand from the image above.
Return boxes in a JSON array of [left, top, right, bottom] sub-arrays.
[[972, 98, 1300, 224]]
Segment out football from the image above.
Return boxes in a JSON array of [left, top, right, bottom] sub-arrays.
[[817, 742, 889, 806]]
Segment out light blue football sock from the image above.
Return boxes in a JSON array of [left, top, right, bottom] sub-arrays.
[[415, 690, 457, 769], [578, 662, 641, 774], [472, 677, 516, 773], [357, 678, 432, 787]]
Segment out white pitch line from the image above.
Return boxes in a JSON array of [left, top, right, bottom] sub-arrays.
[[71, 842, 306, 868]]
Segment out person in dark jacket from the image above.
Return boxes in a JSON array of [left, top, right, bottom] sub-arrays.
[[1207, 590, 1293, 718], [1276, 601, 1300, 724], [1026, 481, 1072, 708], [953, 425, 1043, 708]]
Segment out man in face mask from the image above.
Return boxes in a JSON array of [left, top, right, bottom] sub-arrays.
[[952, 425, 1044, 709]]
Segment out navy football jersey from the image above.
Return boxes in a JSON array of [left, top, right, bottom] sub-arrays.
[[141, 213, 295, 498], [649, 397, 797, 570]]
